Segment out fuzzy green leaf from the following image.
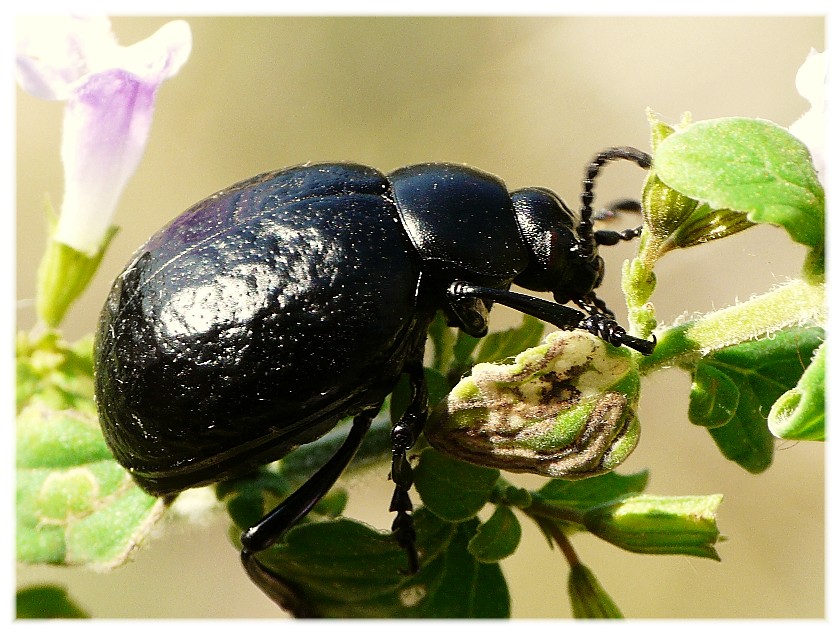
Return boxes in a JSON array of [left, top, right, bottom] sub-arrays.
[[655, 117, 824, 279], [16, 334, 164, 567]]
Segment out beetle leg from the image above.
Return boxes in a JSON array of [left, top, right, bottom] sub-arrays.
[[240, 408, 377, 605], [447, 281, 655, 355], [444, 295, 491, 337], [389, 355, 428, 574]]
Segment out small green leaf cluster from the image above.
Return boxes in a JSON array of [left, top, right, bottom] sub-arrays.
[[16, 331, 163, 572], [634, 112, 825, 459]]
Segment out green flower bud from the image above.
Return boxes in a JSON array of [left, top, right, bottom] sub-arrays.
[[568, 563, 623, 618], [583, 493, 723, 560], [36, 223, 117, 329], [426, 330, 641, 479], [642, 112, 756, 262]]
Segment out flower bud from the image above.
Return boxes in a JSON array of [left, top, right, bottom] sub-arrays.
[[583, 493, 723, 559], [568, 563, 623, 618], [426, 330, 641, 479]]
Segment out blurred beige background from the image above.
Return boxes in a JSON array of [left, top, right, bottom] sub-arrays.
[[16, 16, 824, 618]]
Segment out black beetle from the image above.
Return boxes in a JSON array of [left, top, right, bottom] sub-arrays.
[[94, 146, 655, 603]]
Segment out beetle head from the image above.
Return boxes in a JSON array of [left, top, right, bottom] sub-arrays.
[[510, 187, 604, 304]]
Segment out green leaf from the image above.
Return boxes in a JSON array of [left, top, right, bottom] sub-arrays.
[[17, 402, 113, 468], [16, 331, 96, 413], [640, 112, 756, 261], [768, 341, 825, 441], [583, 493, 723, 560], [654, 117, 824, 279], [415, 519, 510, 618], [17, 585, 89, 619], [248, 509, 509, 617], [414, 448, 499, 522], [468, 505, 521, 562], [535, 470, 649, 513], [428, 311, 458, 372], [688, 364, 740, 428], [690, 326, 824, 472], [452, 330, 481, 372], [440, 314, 545, 382], [568, 564, 623, 618]]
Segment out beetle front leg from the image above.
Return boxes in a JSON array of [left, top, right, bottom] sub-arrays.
[[448, 281, 655, 355], [390, 356, 428, 574]]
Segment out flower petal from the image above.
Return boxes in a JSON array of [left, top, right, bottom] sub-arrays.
[[56, 69, 158, 254], [795, 49, 825, 107], [15, 16, 117, 100], [110, 19, 193, 83]]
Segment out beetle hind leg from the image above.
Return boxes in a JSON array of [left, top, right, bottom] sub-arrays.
[[239, 408, 376, 609]]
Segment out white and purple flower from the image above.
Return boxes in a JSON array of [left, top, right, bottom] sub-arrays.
[[16, 16, 192, 255]]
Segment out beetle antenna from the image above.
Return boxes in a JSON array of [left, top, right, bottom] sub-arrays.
[[578, 147, 651, 257]]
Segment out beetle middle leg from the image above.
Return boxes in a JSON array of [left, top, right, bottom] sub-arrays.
[[239, 407, 378, 605], [389, 355, 428, 574]]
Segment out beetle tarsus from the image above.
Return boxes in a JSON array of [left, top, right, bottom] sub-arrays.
[[240, 548, 319, 617], [579, 313, 656, 355]]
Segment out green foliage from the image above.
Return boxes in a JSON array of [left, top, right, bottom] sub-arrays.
[[654, 117, 824, 282], [768, 342, 825, 441], [468, 505, 521, 563], [413, 449, 500, 522]]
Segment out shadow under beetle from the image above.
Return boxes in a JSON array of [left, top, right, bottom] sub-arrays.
[[94, 146, 655, 606]]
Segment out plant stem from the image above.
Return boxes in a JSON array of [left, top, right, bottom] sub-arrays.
[[638, 278, 825, 374]]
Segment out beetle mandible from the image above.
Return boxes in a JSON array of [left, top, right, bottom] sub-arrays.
[[93, 146, 655, 602]]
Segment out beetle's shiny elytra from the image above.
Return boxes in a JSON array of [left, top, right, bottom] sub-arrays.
[[94, 149, 654, 606]]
